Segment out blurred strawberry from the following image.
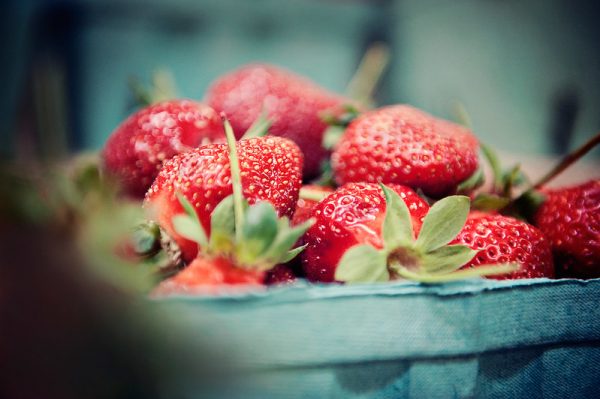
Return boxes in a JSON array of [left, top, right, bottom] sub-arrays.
[[102, 100, 224, 198], [205, 64, 347, 180], [152, 256, 265, 296]]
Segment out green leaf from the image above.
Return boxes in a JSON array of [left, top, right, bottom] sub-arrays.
[[210, 195, 235, 236], [456, 168, 484, 194], [208, 195, 235, 252], [172, 214, 208, 247], [242, 110, 271, 139], [480, 143, 502, 193], [281, 244, 308, 263], [414, 195, 470, 252], [380, 184, 415, 251], [175, 193, 208, 248], [238, 202, 279, 260], [420, 245, 477, 274], [395, 263, 519, 283], [334, 244, 389, 283], [472, 193, 511, 212], [262, 218, 314, 262], [501, 163, 522, 197], [132, 222, 161, 256], [322, 125, 346, 150]]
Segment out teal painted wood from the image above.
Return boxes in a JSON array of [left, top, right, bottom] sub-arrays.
[[154, 279, 600, 398]]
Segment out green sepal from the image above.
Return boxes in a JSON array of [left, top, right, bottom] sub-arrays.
[[237, 202, 279, 262], [472, 193, 511, 212], [322, 125, 346, 150], [314, 159, 336, 187], [132, 222, 161, 257], [380, 184, 415, 250], [501, 163, 525, 197], [320, 104, 360, 150], [507, 190, 547, 223], [394, 263, 519, 283], [208, 195, 235, 253], [456, 168, 484, 194], [172, 214, 208, 247], [414, 195, 470, 252], [419, 244, 477, 274], [335, 244, 389, 283], [480, 143, 503, 193], [281, 244, 308, 264], [173, 193, 208, 248], [261, 217, 314, 264], [242, 110, 271, 139]]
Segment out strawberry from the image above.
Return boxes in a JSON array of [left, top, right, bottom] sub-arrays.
[[292, 185, 335, 226], [151, 118, 313, 295], [102, 100, 224, 198], [534, 180, 600, 278], [452, 212, 554, 279], [205, 64, 347, 180], [332, 105, 480, 197], [301, 182, 429, 282], [145, 134, 303, 263], [303, 183, 518, 284], [265, 264, 297, 285], [152, 256, 265, 296]]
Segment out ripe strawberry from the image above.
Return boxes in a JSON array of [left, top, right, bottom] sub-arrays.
[[152, 255, 265, 296], [102, 100, 224, 198], [534, 180, 600, 278], [265, 264, 297, 285], [301, 183, 429, 282], [205, 64, 347, 179], [151, 119, 313, 295], [292, 185, 335, 226], [452, 212, 554, 279], [332, 105, 479, 197], [145, 136, 303, 263]]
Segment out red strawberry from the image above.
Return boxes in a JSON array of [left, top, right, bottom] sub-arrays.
[[152, 256, 265, 296], [292, 185, 335, 226], [145, 136, 303, 263], [102, 100, 224, 198], [301, 182, 429, 282], [265, 264, 297, 285], [205, 64, 347, 179], [534, 180, 600, 278], [332, 105, 479, 197], [452, 212, 554, 279], [150, 119, 313, 295]]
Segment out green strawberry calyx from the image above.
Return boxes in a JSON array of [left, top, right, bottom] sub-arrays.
[[335, 184, 518, 284], [171, 116, 313, 272]]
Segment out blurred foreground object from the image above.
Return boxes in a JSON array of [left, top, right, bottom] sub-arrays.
[[0, 158, 237, 399]]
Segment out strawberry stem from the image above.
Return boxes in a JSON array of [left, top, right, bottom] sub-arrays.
[[299, 187, 330, 202], [532, 131, 600, 190], [223, 116, 245, 243], [345, 42, 390, 106]]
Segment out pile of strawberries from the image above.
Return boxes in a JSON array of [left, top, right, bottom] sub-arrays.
[[102, 64, 600, 295]]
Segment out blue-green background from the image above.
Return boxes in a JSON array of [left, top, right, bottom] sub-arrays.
[[2, 0, 600, 158]]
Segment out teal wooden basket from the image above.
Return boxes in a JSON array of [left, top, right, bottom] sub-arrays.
[[156, 278, 600, 398]]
